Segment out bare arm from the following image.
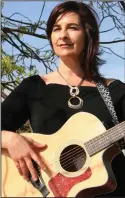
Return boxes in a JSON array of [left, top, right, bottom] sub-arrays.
[[2, 130, 47, 181], [1, 130, 17, 149]]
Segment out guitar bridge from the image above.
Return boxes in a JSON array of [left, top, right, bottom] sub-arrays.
[[30, 160, 50, 197]]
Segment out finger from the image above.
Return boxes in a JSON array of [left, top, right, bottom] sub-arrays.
[[25, 137, 47, 148], [19, 159, 30, 181], [31, 140, 47, 148], [30, 150, 43, 168], [14, 161, 23, 176], [25, 156, 38, 181]]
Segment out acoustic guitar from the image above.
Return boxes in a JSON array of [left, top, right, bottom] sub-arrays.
[[2, 112, 125, 197]]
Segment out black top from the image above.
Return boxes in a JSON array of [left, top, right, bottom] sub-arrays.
[[2, 75, 125, 197]]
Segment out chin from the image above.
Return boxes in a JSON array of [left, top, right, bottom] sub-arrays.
[[58, 52, 77, 58]]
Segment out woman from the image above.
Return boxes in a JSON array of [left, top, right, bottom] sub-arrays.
[[2, 1, 125, 197]]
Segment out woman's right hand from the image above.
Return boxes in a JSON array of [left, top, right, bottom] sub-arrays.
[[5, 132, 47, 182]]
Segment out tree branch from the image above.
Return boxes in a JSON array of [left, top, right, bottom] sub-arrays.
[[37, 1, 46, 28], [100, 39, 125, 44], [100, 45, 125, 60], [2, 27, 47, 39], [2, 15, 46, 31], [100, 26, 116, 33]]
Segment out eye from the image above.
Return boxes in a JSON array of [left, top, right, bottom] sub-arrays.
[[69, 26, 78, 30], [53, 27, 60, 32]]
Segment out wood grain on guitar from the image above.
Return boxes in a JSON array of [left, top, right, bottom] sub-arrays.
[[2, 112, 125, 197]]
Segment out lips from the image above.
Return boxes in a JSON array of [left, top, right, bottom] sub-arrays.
[[60, 44, 73, 47], [60, 43, 73, 45]]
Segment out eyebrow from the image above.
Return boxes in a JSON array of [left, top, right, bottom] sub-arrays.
[[53, 23, 81, 27]]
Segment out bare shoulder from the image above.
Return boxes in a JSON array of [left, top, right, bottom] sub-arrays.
[[105, 78, 116, 86], [41, 71, 59, 84]]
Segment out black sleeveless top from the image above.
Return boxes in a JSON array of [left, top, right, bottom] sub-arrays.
[[2, 75, 125, 197]]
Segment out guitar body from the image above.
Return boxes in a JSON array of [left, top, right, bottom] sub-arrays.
[[2, 112, 121, 197]]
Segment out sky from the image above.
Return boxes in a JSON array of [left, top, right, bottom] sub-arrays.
[[2, 0, 125, 82]]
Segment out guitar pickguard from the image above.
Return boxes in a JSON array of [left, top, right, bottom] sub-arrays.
[[48, 167, 91, 197]]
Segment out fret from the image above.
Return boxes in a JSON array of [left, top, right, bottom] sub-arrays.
[[84, 121, 125, 156]]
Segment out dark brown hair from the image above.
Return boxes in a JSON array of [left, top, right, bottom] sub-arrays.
[[46, 1, 105, 80]]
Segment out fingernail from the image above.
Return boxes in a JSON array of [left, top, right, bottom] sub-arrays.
[[41, 144, 46, 147], [33, 177, 38, 181]]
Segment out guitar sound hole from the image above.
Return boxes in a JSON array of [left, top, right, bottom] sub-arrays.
[[60, 144, 86, 172]]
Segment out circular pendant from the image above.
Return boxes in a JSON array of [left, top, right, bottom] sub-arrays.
[[70, 87, 79, 97], [68, 96, 83, 109]]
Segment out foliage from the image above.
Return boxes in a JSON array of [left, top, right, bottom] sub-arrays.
[[1, 51, 38, 96], [1, 0, 125, 133]]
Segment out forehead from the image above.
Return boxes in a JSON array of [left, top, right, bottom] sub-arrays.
[[55, 12, 81, 25]]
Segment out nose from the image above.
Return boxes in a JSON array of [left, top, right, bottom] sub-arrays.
[[59, 29, 68, 40]]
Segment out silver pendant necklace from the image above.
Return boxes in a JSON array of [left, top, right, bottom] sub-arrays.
[[57, 68, 85, 109]]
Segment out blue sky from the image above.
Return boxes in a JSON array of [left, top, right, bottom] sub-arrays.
[[2, 1, 125, 82]]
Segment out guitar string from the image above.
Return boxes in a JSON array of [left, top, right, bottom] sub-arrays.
[[38, 152, 86, 174], [38, 137, 121, 173], [53, 124, 125, 165], [39, 150, 86, 172], [58, 131, 122, 166], [60, 148, 86, 162], [57, 136, 119, 169], [54, 123, 124, 161], [55, 143, 104, 168], [59, 151, 86, 169], [60, 155, 86, 171], [59, 134, 124, 170], [51, 127, 125, 169], [50, 137, 117, 171], [40, 137, 119, 172], [37, 124, 124, 171]]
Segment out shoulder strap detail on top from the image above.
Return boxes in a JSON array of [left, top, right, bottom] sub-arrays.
[[95, 80, 125, 155], [95, 80, 119, 125]]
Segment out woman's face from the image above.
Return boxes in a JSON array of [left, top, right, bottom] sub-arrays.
[[51, 12, 85, 59]]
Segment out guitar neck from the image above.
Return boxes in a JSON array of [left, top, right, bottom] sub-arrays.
[[84, 121, 125, 156]]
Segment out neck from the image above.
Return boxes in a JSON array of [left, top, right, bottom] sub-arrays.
[[58, 58, 84, 78]]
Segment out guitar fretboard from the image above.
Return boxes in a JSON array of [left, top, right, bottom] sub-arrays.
[[84, 121, 125, 156]]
